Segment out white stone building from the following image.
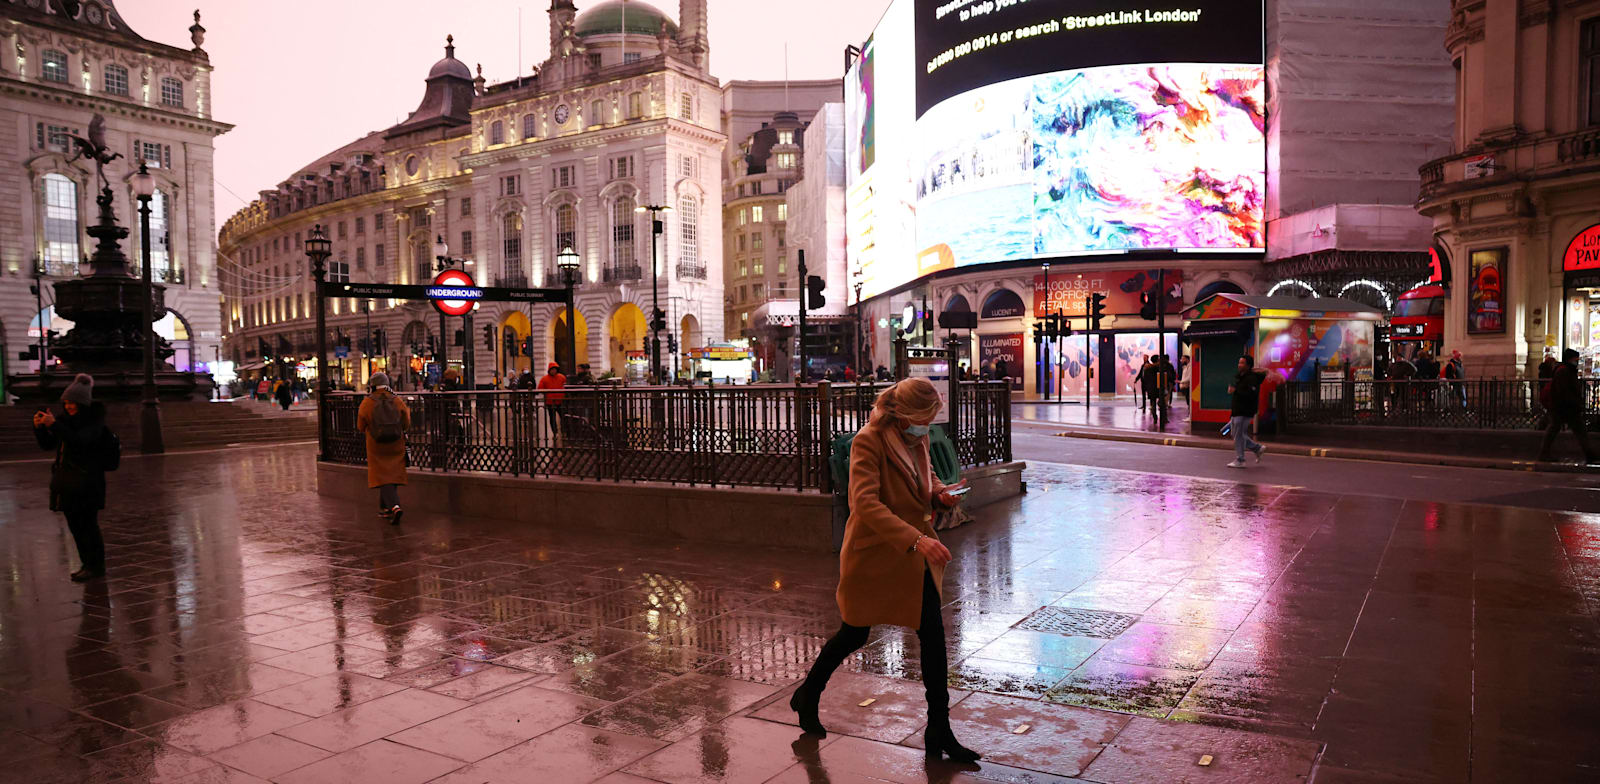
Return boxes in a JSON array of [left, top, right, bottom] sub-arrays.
[[0, 2, 230, 396], [219, 0, 724, 388]]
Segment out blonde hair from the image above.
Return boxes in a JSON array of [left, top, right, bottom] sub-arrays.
[[869, 377, 942, 428]]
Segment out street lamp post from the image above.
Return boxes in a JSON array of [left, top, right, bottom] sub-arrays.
[[557, 246, 580, 375], [431, 234, 478, 385], [132, 163, 164, 454], [30, 259, 47, 379], [853, 275, 864, 382], [635, 204, 672, 384], [305, 225, 332, 459], [363, 301, 372, 382]]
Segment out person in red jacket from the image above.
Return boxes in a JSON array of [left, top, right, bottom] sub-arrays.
[[536, 362, 566, 437]]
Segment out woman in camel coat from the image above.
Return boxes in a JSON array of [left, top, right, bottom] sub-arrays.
[[356, 372, 411, 523], [791, 377, 979, 762]]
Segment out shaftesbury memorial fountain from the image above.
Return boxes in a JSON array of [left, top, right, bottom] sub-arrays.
[[7, 115, 214, 407]]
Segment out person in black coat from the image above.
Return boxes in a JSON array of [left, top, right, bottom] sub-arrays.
[[33, 373, 108, 582], [1539, 348, 1597, 463]]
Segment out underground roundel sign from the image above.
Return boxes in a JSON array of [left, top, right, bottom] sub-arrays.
[[429, 269, 479, 316]]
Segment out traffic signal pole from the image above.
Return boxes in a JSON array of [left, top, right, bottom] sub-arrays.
[[797, 249, 808, 383]]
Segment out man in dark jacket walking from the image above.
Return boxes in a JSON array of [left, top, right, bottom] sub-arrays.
[[33, 373, 109, 581], [1538, 348, 1596, 463], [1227, 356, 1267, 468]]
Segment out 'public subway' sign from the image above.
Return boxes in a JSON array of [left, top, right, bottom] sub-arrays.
[[1563, 223, 1600, 272]]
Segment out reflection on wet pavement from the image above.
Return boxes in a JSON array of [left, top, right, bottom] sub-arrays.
[[0, 445, 1596, 782]]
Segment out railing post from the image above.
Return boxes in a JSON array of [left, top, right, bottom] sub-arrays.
[[819, 380, 833, 493], [795, 383, 808, 491]]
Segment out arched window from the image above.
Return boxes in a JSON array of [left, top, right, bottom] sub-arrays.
[[555, 204, 576, 258], [612, 195, 636, 271], [678, 194, 698, 264], [502, 213, 523, 282], [160, 76, 184, 107], [489, 120, 505, 145], [41, 173, 80, 270]]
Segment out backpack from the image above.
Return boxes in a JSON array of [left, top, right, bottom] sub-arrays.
[[370, 395, 405, 444], [97, 426, 121, 472]]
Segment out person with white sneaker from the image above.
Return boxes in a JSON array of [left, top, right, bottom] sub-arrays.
[[1227, 355, 1267, 468]]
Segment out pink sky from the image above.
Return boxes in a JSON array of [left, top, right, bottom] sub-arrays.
[[114, 0, 889, 227]]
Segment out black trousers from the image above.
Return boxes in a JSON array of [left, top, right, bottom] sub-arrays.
[[1540, 411, 1596, 460], [64, 508, 104, 572], [804, 569, 950, 714]]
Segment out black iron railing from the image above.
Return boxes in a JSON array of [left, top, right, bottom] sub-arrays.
[[603, 264, 643, 283], [323, 381, 1013, 491], [1280, 378, 1599, 430]]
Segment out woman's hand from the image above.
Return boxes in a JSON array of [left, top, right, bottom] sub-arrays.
[[915, 536, 952, 567], [936, 480, 968, 508], [35, 411, 55, 428]]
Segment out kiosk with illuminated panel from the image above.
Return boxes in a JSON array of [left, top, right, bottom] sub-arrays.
[[1182, 293, 1382, 430]]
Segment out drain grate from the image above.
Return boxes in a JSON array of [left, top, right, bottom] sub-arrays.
[[1015, 606, 1140, 639]]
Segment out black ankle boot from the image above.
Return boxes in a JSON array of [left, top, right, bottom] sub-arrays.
[[924, 713, 980, 763], [789, 683, 827, 737]]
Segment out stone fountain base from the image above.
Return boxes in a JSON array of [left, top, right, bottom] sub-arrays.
[[7, 370, 215, 404]]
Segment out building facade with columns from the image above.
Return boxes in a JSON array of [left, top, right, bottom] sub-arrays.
[[218, 0, 724, 388], [1417, 0, 1600, 377], [0, 2, 230, 398]]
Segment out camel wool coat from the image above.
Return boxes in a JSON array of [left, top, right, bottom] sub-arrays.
[[356, 390, 411, 488], [837, 421, 949, 630]]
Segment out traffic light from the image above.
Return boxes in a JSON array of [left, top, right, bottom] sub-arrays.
[[650, 307, 668, 333], [482, 324, 495, 351], [806, 275, 826, 310], [1089, 293, 1108, 331], [522, 336, 534, 357], [359, 337, 371, 355], [374, 329, 386, 355], [667, 333, 678, 354], [427, 335, 437, 355], [453, 328, 464, 347], [1139, 291, 1157, 321]]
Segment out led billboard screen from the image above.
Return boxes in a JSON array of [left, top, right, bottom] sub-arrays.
[[847, 0, 1266, 299]]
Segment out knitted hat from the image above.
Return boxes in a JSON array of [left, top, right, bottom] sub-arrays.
[[61, 373, 94, 406], [369, 372, 391, 390]]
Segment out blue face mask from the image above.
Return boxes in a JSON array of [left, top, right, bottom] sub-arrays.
[[904, 424, 931, 438]]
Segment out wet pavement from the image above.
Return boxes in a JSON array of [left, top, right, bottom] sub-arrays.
[[1014, 399, 1191, 434], [1, 444, 1597, 783]]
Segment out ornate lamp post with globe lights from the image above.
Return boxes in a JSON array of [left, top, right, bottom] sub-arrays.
[[305, 225, 332, 457], [557, 246, 581, 375], [132, 162, 164, 454]]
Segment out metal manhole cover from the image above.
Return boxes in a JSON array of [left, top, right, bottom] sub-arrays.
[[1015, 606, 1139, 639]]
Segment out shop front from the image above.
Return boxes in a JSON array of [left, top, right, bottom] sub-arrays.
[[1031, 268, 1184, 400], [1561, 223, 1600, 375]]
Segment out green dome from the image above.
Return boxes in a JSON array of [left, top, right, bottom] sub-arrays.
[[574, 1, 678, 38]]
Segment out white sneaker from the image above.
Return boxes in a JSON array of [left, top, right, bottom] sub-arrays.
[[1227, 459, 1247, 468], [1252, 445, 1265, 463]]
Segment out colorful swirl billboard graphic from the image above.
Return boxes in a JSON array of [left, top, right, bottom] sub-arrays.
[[846, 0, 1266, 300]]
